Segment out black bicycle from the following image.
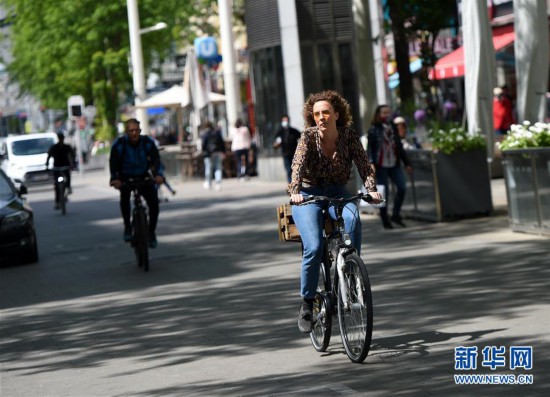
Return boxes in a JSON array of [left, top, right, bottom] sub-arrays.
[[294, 193, 376, 363], [124, 178, 153, 271], [51, 166, 71, 215]]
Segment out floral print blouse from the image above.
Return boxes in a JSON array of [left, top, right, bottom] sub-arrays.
[[287, 126, 377, 195]]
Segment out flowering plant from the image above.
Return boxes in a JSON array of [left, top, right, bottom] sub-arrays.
[[429, 126, 487, 155], [497, 121, 550, 150]]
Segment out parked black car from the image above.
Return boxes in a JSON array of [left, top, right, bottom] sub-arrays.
[[0, 169, 38, 264]]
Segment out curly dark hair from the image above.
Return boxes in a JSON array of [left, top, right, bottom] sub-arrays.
[[302, 90, 353, 128]]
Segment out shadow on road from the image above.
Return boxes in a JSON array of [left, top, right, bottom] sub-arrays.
[[1, 177, 548, 396]]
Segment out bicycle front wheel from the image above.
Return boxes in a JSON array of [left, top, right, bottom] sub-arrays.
[[133, 208, 149, 271], [337, 253, 373, 363], [310, 260, 332, 352]]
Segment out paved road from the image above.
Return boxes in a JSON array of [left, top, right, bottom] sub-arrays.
[[1, 170, 548, 396]]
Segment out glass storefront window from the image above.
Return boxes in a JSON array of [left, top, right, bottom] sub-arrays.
[[250, 46, 286, 154], [318, 44, 335, 90]]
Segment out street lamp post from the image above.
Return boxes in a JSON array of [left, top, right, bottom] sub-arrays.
[[126, 1, 167, 136], [140, 22, 167, 35]]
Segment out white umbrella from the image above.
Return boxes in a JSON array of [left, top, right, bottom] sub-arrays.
[[135, 86, 225, 108], [182, 48, 210, 145], [514, 0, 549, 123], [134, 84, 225, 144], [462, 0, 496, 160], [182, 48, 209, 109]]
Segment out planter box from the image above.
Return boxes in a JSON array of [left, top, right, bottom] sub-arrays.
[[501, 148, 550, 236], [401, 149, 493, 221]]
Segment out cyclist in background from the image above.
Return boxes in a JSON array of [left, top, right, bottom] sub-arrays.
[[109, 119, 164, 248], [46, 132, 75, 209], [288, 90, 383, 333]]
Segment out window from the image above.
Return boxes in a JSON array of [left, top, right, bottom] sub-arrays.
[[11, 138, 55, 156]]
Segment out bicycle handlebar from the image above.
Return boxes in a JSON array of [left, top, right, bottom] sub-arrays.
[[163, 179, 176, 195], [120, 177, 155, 189], [291, 192, 382, 206], [49, 166, 71, 171]]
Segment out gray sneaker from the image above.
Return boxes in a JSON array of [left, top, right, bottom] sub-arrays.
[[298, 300, 313, 333]]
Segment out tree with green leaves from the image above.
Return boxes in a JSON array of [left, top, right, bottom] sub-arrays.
[[1, 0, 224, 140], [385, 0, 457, 115]]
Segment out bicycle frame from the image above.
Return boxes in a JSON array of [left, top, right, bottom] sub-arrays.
[[315, 195, 367, 309], [296, 192, 376, 362], [51, 166, 70, 214], [123, 178, 153, 271]]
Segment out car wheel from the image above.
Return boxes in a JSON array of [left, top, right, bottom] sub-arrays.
[[23, 232, 39, 264]]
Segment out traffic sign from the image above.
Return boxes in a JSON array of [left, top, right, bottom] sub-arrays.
[[67, 95, 85, 119]]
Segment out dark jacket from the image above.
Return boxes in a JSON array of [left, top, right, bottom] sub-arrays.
[[201, 128, 225, 157], [47, 143, 75, 168], [109, 135, 163, 181], [274, 126, 301, 157], [367, 122, 411, 168]]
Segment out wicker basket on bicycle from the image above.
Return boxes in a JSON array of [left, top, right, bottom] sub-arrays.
[[277, 203, 333, 242]]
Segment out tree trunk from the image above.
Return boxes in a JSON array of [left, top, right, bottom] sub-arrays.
[[388, 6, 414, 106]]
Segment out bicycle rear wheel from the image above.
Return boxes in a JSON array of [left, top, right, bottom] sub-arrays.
[[310, 253, 332, 352], [132, 208, 149, 271], [337, 253, 373, 363], [58, 181, 66, 215]]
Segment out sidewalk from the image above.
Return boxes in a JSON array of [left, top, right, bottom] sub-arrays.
[[81, 152, 511, 216]]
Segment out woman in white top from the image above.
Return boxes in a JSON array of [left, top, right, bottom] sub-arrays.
[[230, 119, 252, 180]]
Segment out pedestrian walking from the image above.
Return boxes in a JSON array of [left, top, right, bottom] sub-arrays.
[[230, 118, 252, 182], [367, 105, 412, 229], [273, 115, 301, 183], [201, 121, 225, 191], [493, 86, 514, 135]]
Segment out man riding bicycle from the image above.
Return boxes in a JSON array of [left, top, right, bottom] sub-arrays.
[[46, 132, 75, 209], [109, 119, 164, 248]]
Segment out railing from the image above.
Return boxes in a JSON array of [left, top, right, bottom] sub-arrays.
[[501, 148, 550, 236]]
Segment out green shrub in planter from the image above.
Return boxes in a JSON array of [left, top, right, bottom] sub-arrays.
[[498, 121, 550, 150], [429, 126, 487, 155], [497, 121, 550, 235], [401, 124, 492, 222]]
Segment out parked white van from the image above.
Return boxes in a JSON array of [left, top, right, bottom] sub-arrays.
[[0, 132, 58, 184]]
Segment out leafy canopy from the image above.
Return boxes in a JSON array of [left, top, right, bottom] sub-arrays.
[[1, 0, 222, 138]]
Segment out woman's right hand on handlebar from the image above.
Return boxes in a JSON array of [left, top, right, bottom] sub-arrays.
[[290, 193, 304, 204]]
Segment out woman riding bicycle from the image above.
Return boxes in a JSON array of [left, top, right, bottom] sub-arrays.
[[288, 90, 383, 333]]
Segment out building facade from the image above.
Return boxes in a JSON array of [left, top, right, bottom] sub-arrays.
[[245, 0, 362, 182]]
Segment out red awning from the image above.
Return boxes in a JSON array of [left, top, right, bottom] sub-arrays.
[[429, 25, 515, 80]]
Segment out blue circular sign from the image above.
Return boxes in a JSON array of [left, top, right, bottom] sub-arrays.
[[194, 37, 219, 61]]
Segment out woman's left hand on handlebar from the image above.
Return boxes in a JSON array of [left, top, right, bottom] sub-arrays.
[[369, 191, 384, 204], [154, 175, 164, 185]]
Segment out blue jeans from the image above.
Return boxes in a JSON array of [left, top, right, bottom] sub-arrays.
[[291, 185, 362, 299], [204, 152, 223, 185], [234, 149, 249, 178], [376, 165, 406, 219]]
